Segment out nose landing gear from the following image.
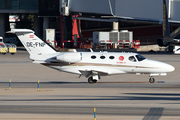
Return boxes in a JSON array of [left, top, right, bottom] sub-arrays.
[[88, 77, 97, 83], [149, 77, 155, 83]]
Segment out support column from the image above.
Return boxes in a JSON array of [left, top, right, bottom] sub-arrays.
[[112, 22, 119, 32], [5, 13, 10, 32], [112, 22, 119, 49], [60, 15, 64, 47], [64, 16, 72, 40], [43, 17, 49, 41], [34, 13, 41, 37], [0, 14, 5, 38]]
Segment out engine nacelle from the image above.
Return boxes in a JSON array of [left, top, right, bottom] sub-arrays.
[[56, 53, 82, 63]]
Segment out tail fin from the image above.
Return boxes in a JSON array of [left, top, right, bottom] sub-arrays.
[[8, 29, 57, 55]]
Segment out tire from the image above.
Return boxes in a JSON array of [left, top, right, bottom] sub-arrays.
[[149, 78, 155, 83], [88, 77, 93, 83], [168, 45, 174, 52], [88, 77, 97, 84], [93, 80, 97, 83]]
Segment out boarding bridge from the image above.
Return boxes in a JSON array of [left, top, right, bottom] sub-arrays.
[[60, 0, 180, 23]]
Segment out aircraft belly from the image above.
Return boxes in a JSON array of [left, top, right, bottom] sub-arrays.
[[59, 66, 127, 75], [44, 65, 81, 74], [131, 68, 166, 74], [44, 63, 169, 76], [59, 66, 82, 74], [108, 68, 126, 74]]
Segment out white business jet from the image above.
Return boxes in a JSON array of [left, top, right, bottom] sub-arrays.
[[8, 29, 175, 83]]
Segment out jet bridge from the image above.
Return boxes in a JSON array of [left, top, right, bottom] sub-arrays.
[[59, 0, 180, 49], [60, 0, 180, 23]]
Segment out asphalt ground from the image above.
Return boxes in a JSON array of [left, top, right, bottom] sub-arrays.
[[0, 49, 180, 120]]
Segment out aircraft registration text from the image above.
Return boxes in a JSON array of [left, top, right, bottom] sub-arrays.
[[26, 42, 45, 47]]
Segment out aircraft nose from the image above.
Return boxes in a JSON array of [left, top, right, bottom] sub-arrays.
[[148, 60, 175, 73], [161, 63, 175, 72], [165, 64, 175, 72]]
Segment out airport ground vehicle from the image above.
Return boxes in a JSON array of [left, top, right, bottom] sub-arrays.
[[0, 37, 16, 54]]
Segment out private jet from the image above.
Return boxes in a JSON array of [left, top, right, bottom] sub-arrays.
[[8, 29, 175, 83]]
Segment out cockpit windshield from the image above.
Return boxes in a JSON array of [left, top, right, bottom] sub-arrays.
[[135, 55, 146, 61]]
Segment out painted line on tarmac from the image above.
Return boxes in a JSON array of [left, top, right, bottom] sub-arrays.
[[96, 81, 165, 83]]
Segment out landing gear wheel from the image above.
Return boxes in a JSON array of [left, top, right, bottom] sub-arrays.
[[168, 45, 174, 52], [93, 80, 97, 83], [88, 77, 97, 84], [149, 77, 155, 83], [88, 77, 93, 83]]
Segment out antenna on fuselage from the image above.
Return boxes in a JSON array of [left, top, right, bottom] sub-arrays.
[[90, 48, 93, 52]]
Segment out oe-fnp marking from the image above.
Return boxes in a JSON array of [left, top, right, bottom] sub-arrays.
[[26, 42, 45, 47]]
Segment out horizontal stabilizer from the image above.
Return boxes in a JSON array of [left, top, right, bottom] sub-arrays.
[[7, 29, 34, 34]]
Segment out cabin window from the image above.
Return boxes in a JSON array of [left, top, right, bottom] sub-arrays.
[[100, 56, 105, 59], [129, 56, 136, 62], [135, 55, 146, 61], [91, 55, 96, 59], [109, 56, 114, 59]]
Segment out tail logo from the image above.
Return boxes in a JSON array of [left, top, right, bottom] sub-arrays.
[[30, 35, 34, 38], [119, 56, 124, 61]]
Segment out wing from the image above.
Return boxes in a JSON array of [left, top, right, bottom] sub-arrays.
[[79, 70, 109, 78], [79, 68, 126, 78]]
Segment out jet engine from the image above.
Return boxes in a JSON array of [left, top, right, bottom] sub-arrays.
[[56, 53, 82, 63]]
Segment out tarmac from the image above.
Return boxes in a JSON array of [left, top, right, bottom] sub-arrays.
[[0, 48, 180, 120]]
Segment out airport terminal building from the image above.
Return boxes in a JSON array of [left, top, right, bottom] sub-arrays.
[[0, 0, 59, 40], [0, 0, 180, 47]]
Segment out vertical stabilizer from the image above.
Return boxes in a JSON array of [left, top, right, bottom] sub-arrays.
[[8, 29, 57, 55]]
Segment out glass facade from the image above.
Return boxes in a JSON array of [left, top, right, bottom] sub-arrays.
[[0, 0, 59, 16], [0, 0, 38, 10], [39, 0, 59, 16]]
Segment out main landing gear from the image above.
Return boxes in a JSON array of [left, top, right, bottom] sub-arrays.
[[149, 77, 155, 83], [88, 77, 97, 83]]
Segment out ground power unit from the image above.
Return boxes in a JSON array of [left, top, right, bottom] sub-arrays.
[[93, 30, 133, 48]]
